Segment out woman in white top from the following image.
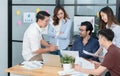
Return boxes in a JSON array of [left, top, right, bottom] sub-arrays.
[[48, 6, 72, 55], [95, 6, 120, 56], [99, 6, 120, 47]]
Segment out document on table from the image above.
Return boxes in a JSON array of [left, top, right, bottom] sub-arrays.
[[75, 56, 95, 69], [21, 61, 43, 69], [58, 69, 88, 76]]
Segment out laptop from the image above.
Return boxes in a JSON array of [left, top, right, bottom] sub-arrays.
[[42, 54, 62, 67], [60, 50, 79, 58]]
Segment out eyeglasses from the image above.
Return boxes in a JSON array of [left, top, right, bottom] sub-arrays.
[[79, 29, 86, 32]]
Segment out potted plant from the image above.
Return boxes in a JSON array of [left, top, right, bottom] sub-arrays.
[[61, 55, 75, 71]]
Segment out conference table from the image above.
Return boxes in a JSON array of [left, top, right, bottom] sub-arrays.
[[6, 65, 63, 76], [6, 58, 95, 76]]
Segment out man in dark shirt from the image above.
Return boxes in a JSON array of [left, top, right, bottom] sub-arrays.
[[74, 29, 120, 76], [71, 21, 99, 62]]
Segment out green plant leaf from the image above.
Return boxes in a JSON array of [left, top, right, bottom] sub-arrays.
[[61, 55, 75, 64]]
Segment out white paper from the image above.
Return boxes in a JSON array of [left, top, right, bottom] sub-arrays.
[[21, 61, 43, 69], [75, 57, 95, 69], [83, 50, 104, 58], [83, 50, 96, 57], [58, 69, 88, 76]]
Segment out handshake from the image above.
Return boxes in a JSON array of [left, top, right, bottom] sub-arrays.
[[47, 44, 58, 52]]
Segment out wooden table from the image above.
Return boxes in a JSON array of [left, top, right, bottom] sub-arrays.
[[6, 65, 63, 76]]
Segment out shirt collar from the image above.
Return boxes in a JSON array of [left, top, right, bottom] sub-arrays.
[[35, 22, 42, 33]]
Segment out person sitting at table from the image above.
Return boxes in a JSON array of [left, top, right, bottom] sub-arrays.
[[74, 29, 120, 76], [71, 21, 100, 62]]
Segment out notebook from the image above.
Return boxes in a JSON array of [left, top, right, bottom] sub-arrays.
[[42, 54, 62, 67]]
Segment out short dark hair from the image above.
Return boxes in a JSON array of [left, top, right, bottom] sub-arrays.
[[98, 29, 114, 41], [36, 11, 50, 22], [81, 21, 93, 35]]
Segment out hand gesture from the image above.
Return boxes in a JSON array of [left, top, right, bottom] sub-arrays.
[[90, 60, 101, 69], [49, 45, 58, 52], [74, 64, 82, 72]]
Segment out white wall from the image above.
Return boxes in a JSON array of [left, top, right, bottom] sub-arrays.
[[0, 0, 8, 76]]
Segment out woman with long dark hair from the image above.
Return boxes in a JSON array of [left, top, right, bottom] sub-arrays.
[[99, 7, 120, 48]]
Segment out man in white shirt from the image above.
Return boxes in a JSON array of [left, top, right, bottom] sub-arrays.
[[22, 11, 58, 61]]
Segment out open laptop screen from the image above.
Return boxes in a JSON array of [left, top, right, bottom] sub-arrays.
[[60, 50, 79, 58]]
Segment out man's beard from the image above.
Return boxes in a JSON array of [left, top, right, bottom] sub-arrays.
[[80, 35, 84, 39]]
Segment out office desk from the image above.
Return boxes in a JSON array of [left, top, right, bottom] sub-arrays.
[[6, 65, 62, 76]]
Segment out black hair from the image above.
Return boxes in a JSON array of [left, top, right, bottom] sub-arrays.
[[81, 21, 93, 35], [36, 11, 50, 22], [98, 29, 114, 41]]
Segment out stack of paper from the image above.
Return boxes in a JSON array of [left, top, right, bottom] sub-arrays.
[[58, 69, 88, 76], [21, 61, 43, 69]]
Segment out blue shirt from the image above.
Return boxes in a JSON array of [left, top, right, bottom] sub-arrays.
[[71, 36, 100, 62], [48, 19, 72, 50]]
